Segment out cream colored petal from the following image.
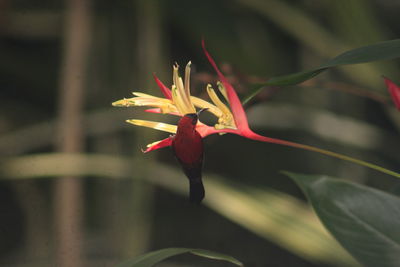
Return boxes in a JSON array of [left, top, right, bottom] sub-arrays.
[[172, 63, 195, 114], [178, 76, 195, 113], [126, 119, 177, 134], [217, 81, 229, 102], [190, 96, 223, 118], [206, 84, 236, 129], [173, 63, 180, 92], [131, 92, 173, 105], [184, 61, 191, 99], [116, 96, 177, 114], [171, 85, 188, 115], [207, 84, 233, 118], [132, 92, 159, 98], [177, 76, 185, 95], [112, 98, 136, 107], [128, 97, 167, 106]]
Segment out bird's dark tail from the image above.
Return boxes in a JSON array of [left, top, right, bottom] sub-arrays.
[[189, 179, 205, 204]]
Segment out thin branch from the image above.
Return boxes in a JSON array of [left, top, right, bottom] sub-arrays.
[[54, 0, 91, 266]]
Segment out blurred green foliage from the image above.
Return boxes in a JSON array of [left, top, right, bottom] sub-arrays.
[[0, 0, 399, 266]]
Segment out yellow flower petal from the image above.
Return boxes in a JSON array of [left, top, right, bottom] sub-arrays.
[[126, 119, 177, 134], [112, 98, 135, 107], [132, 92, 159, 98], [172, 85, 189, 114], [115, 95, 176, 114], [184, 61, 192, 100], [173, 63, 180, 91], [217, 81, 229, 102], [206, 84, 236, 129], [206, 84, 230, 115], [190, 96, 223, 118], [172, 63, 196, 114]]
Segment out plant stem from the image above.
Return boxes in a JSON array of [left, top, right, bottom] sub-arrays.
[[249, 133, 400, 179]]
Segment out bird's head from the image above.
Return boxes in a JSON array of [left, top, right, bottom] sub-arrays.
[[178, 108, 208, 129]]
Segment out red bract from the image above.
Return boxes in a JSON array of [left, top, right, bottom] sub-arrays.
[[153, 73, 173, 100], [200, 41, 314, 148], [202, 40, 250, 133], [384, 76, 400, 110]]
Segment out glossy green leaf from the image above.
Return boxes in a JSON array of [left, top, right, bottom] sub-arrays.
[[243, 39, 400, 104], [284, 172, 400, 267], [116, 247, 243, 267]]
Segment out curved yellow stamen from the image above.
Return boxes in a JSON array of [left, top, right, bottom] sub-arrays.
[[126, 119, 177, 134], [173, 63, 180, 90], [177, 77, 185, 96], [114, 93, 177, 113], [172, 63, 196, 114], [172, 85, 190, 114], [184, 61, 192, 99], [206, 84, 236, 129], [217, 81, 229, 102], [191, 96, 223, 118], [132, 97, 171, 106], [132, 92, 159, 98], [206, 84, 231, 116], [112, 98, 135, 107]]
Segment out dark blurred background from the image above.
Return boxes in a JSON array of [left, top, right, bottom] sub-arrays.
[[0, 0, 400, 266]]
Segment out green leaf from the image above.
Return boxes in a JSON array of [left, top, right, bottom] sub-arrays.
[[243, 39, 400, 104], [283, 172, 400, 267], [116, 247, 243, 267]]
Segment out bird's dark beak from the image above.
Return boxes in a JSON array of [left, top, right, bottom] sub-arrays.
[[197, 107, 208, 117]]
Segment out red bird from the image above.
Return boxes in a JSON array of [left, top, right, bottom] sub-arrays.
[[172, 109, 207, 203]]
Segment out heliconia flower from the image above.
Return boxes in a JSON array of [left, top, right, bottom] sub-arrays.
[[112, 41, 279, 152], [383, 76, 400, 110], [112, 41, 400, 179]]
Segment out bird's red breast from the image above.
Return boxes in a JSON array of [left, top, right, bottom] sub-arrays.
[[171, 113, 205, 203], [172, 115, 203, 166]]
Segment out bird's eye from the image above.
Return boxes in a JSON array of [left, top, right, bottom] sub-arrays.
[[185, 113, 198, 125]]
